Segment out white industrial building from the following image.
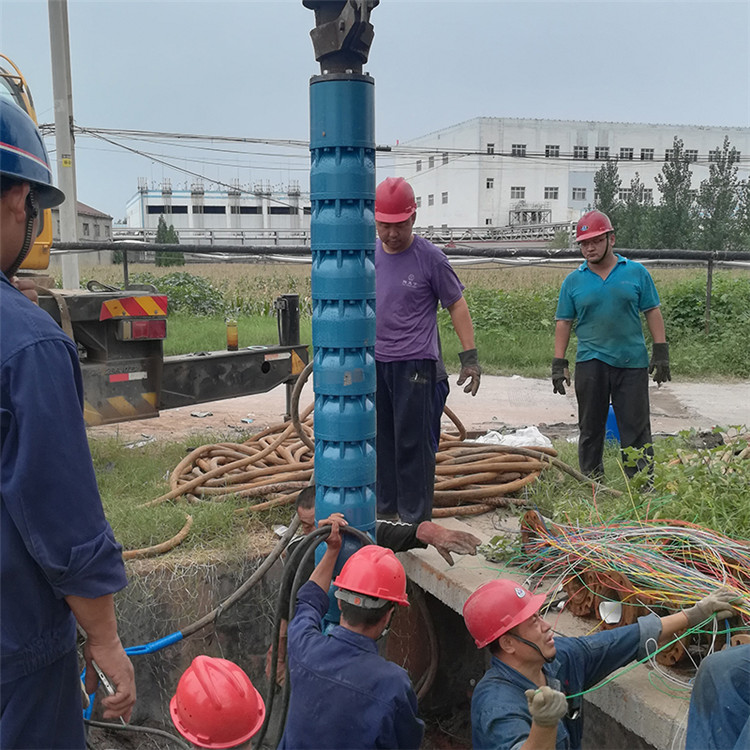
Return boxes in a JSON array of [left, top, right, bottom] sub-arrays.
[[124, 178, 311, 244], [401, 117, 750, 230], [122, 117, 750, 243]]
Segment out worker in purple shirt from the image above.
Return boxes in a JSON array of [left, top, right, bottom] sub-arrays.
[[375, 177, 481, 523]]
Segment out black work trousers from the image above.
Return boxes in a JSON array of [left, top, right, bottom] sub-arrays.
[[376, 359, 436, 523], [574, 359, 653, 478]]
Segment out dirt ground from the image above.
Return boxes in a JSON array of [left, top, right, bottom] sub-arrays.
[[88, 374, 749, 444]]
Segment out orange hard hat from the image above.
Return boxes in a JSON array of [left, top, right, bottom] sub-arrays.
[[169, 655, 266, 749], [463, 580, 545, 648], [576, 210, 614, 242], [334, 545, 410, 606], [375, 177, 417, 223]]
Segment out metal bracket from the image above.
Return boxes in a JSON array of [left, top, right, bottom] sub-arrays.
[[303, 0, 379, 72]]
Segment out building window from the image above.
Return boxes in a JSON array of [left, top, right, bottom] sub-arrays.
[[643, 188, 653, 202], [620, 147, 634, 160], [487, 143, 495, 154], [105, 225, 110, 237], [203, 205, 226, 214], [442, 152, 449, 165], [485, 218, 493, 225], [573, 146, 588, 160], [510, 186, 525, 199], [595, 146, 610, 160], [415, 196, 421, 208], [238, 206, 261, 214], [486, 177, 494, 189], [441, 191, 448, 204], [428, 194, 434, 206], [511, 144, 526, 157], [641, 148, 654, 161], [269, 206, 295, 215], [428, 156, 435, 169], [545, 145, 560, 158], [82, 222, 89, 236], [618, 188, 632, 201], [665, 148, 675, 161], [685, 149, 698, 162], [572, 187, 587, 200], [192, 205, 204, 214], [416, 159, 422, 172], [544, 187, 559, 200], [94, 224, 100, 238]]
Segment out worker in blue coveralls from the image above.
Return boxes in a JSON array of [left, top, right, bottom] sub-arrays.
[[552, 209, 670, 479], [463, 579, 739, 750], [0, 99, 136, 747], [375, 176, 481, 523], [279, 516, 424, 749], [686, 642, 750, 750]]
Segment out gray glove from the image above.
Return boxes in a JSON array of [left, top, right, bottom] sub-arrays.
[[525, 686, 568, 727], [684, 588, 740, 627], [648, 342, 671, 384], [551, 358, 571, 395], [457, 348, 481, 396]]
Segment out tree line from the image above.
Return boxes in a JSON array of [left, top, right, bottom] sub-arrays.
[[593, 136, 750, 251]]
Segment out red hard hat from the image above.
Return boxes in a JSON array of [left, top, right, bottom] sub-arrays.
[[169, 656, 266, 749], [462, 579, 546, 648], [575, 210, 614, 242], [375, 177, 417, 223], [334, 545, 410, 606]]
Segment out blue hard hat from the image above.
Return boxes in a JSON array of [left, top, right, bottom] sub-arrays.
[[0, 98, 64, 209]]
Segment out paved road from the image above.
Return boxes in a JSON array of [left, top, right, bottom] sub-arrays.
[[88, 375, 749, 443]]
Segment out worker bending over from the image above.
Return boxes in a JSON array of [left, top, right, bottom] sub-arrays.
[[463, 578, 738, 750], [280, 517, 424, 749], [268, 486, 480, 684]]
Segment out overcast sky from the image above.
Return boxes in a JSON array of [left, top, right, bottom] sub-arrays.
[[2, 0, 748, 219]]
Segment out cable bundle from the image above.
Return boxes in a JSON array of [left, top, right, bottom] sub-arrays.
[[520, 511, 750, 663]]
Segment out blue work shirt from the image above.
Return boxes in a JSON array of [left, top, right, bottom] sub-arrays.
[[280, 580, 424, 749], [471, 613, 662, 750], [555, 254, 660, 368], [1, 273, 127, 683]]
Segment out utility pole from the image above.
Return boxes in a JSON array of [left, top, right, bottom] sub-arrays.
[[48, 0, 79, 289]]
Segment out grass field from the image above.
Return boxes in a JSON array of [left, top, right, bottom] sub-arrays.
[[66, 260, 750, 379]]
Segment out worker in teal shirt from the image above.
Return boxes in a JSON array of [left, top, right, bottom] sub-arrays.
[[552, 210, 670, 479]]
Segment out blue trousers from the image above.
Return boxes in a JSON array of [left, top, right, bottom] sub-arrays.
[[0, 648, 85, 749], [376, 359, 436, 523], [574, 359, 653, 478], [686, 644, 750, 750]]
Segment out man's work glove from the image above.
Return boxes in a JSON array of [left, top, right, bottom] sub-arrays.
[[416, 521, 481, 566], [648, 342, 671, 385], [457, 348, 481, 396], [551, 358, 571, 395], [524, 686, 568, 727], [684, 588, 741, 627]]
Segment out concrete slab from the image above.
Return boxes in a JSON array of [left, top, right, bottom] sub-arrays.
[[398, 515, 691, 750]]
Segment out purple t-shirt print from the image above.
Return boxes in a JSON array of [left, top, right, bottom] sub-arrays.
[[375, 234, 464, 362]]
